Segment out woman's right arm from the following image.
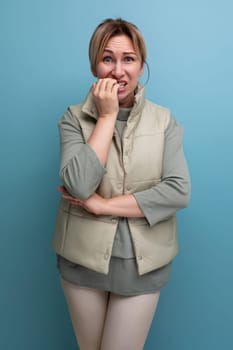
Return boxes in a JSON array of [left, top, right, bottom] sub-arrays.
[[59, 79, 119, 200], [59, 110, 107, 200], [87, 79, 119, 165]]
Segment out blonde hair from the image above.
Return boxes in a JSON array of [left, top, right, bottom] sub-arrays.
[[89, 18, 147, 76]]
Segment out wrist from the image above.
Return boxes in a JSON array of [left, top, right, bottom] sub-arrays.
[[99, 198, 111, 216], [93, 197, 111, 216], [98, 112, 118, 120]]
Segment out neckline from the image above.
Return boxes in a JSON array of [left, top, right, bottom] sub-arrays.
[[117, 107, 132, 121]]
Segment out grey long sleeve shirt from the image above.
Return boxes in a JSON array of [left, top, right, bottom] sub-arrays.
[[59, 107, 190, 258]]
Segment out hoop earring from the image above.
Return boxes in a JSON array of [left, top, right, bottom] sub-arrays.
[[137, 61, 150, 95], [142, 61, 150, 86]]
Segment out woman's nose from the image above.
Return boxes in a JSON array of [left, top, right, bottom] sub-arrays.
[[112, 61, 124, 78]]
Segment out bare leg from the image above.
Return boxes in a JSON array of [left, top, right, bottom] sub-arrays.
[[61, 278, 109, 350], [100, 291, 160, 350]]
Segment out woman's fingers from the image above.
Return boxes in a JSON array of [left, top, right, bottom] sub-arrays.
[[57, 186, 85, 207], [92, 78, 119, 116], [57, 185, 64, 193], [93, 78, 118, 94]]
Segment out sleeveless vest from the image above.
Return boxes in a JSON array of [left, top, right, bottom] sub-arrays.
[[52, 87, 178, 275]]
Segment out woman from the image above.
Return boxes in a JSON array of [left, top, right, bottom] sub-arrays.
[[53, 18, 190, 350]]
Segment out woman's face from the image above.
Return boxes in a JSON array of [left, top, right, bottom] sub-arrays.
[[96, 34, 144, 108]]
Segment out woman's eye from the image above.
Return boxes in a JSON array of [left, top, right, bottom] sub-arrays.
[[124, 56, 135, 62], [103, 56, 113, 63]]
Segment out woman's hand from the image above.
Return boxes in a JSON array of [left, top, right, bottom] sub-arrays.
[[92, 78, 119, 118], [58, 186, 107, 216], [87, 78, 120, 166]]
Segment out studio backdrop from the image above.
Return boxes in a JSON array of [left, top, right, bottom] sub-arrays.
[[1, 0, 233, 349]]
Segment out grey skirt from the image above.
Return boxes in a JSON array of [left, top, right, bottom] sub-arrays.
[[57, 255, 171, 297]]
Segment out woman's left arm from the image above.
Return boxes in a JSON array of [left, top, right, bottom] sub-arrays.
[[133, 116, 191, 226], [59, 186, 143, 217]]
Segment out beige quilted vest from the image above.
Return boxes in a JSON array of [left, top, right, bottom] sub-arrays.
[[53, 87, 178, 275]]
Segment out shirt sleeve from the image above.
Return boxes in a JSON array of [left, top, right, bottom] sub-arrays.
[[133, 116, 191, 226], [58, 109, 106, 199]]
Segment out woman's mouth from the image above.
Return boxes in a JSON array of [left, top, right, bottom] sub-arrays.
[[118, 82, 126, 87], [117, 81, 127, 92]]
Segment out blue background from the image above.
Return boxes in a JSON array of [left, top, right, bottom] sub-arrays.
[[1, 0, 233, 349]]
